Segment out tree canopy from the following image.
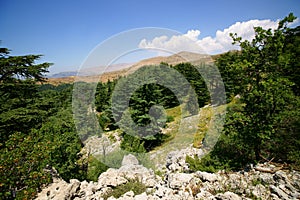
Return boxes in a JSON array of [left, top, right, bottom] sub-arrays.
[[187, 13, 300, 171]]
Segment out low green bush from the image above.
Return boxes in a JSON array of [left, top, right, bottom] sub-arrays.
[[166, 115, 175, 123], [87, 156, 108, 182], [102, 178, 146, 199], [186, 154, 229, 173]]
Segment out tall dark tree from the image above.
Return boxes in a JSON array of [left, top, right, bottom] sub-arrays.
[[213, 13, 300, 166], [187, 14, 300, 171], [0, 48, 52, 143]]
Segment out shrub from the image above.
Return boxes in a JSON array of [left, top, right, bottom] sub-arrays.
[[102, 178, 146, 199], [166, 115, 175, 123], [87, 156, 108, 182], [186, 154, 227, 173]]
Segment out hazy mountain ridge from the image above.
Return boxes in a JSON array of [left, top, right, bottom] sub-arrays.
[[48, 63, 133, 78], [47, 51, 213, 84]]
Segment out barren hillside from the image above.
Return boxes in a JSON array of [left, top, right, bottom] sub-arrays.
[[47, 51, 214, 85]]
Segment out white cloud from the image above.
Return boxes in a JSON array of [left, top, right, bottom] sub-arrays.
[[289, 17, 300, 27], [184, 30, 201, 41], [139, 30, 203, 54], [139, 19, 279, 54]]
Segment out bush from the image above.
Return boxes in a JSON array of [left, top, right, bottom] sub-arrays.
[[87, 156, 108, 182], [186, 154, 226, 173], [166, 115, 175, 123], [120, 133, 146, 153], [102, 178, 146, 199], [0, 132, 52, 199]]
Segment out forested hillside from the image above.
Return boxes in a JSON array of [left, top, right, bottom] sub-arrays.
[[187, 13, 300, 172], [0, 14, 299, 199]]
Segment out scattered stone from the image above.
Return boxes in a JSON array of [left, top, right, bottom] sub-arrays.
[[166, 173, 193, 189], [274, 170, 288, 184], [270, 185, 290, 200], [36, 154, 300, 200], [98, 168, 128, 187], [252, 184, 268, 199], [165, 145, 204, 172], [134, 192, 147, 200], [65, 179, 81, 199], [195, 189, 214, 199], [215, 191, 241, 200], [195, 171, 218, 182], [270, 193, 281, 200], [259, 172, 275, 185]]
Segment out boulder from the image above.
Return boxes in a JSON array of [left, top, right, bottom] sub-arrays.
[[215, 191, 241, 200], [274, 171, 288, 184], [134, 192, 148, 200], [35, 153, 300, 200], [166, 173, 193, 189], [121, 190, 134, 199], [35, 178, 69, 200], [98, 168, 128, 187], [153, 184, 174, 198], [122, 154, 139, 166], [165, 145, 204, 172], [65, 179, 81, 199], [252, 184, 268, 199], [195, 189, 214, 199], [259, 172, 275, 185], [270, 185, 290, 200], [195, 171, 218, 182]]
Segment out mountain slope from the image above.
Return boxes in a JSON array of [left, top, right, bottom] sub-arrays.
[[47, 51, 213, 84]]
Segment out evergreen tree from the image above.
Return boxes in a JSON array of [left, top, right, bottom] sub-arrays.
[[0, 48, 52, 144], [204, 13, 300, 169]]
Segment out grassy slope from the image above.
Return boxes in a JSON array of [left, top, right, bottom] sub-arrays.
[[86, 103, 228, 169], [149, 104, 227, 167]]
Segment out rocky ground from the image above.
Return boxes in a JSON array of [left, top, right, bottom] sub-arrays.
[[36, 149, 300, 200]]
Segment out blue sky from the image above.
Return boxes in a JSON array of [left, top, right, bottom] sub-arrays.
[[0, 0, 299, 74]]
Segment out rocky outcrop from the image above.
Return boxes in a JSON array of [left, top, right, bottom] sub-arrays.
[[165, 144, 205, 173], [81, 133, 121, 158], [37, 154, 300, 200]]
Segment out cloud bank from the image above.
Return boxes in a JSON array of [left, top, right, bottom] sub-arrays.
[[139, 19, 279, 54]]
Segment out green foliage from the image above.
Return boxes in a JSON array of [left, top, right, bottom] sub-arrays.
[[207, 13, 300, 170], [186, 154, 226, 173], [73, 82, 101, 141], [111, 64, 211, 153], [172, 63, 210, 107], [99, 149, 127, 169], [38, 108, 87, 181], [166, 115, 175, 123], [87, 156, 108, 182], [120, 132, 147, 153], [93, 63, 212, 154], [102, 178, 146, 200], [0, 49, 87, 199], [101, 149, 154, 169], [193, 106, 213, 148], [95, 81, 115, 112], [270, 98, 300, 169], [0, 48, 50, 83], [95, 80, 118, 131], [0, 101, 86, 199], [0, 48, 52, 142], [0, 132, 52, 199]]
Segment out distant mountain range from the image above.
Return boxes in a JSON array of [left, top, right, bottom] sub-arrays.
[[47, 63, 134, 78], [47, 51, 214, 84], [125, 51, 212, 74]]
